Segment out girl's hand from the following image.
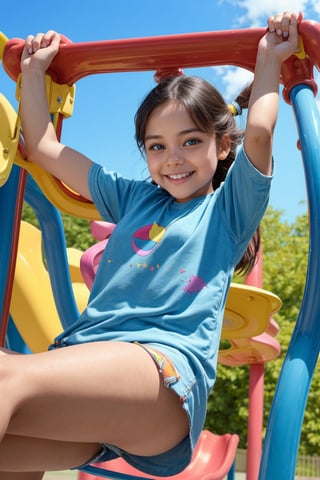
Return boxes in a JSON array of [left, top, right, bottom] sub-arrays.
[[21, 30, 61, 74], [259, 12, 299, 63]]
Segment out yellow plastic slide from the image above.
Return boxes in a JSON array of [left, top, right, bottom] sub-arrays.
[[10, 221, 89, 353]]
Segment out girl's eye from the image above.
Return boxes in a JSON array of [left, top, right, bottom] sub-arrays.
[[149, 143, 165, 152], [185, 138, 200, 146]]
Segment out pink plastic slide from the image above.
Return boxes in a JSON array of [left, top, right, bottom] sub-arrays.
[[78, 430, 239, 480]]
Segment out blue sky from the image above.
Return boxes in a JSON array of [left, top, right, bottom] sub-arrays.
[[1, 0, 320, 222]]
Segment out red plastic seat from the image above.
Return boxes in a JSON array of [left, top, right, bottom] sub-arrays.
[[78, 430, 239, 480]]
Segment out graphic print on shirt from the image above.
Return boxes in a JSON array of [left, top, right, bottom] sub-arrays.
[[131, 223, 166, 256], [131, 222, 207, 294], [182, 274, 207, 294]]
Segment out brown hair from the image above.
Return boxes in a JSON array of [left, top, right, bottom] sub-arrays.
[[134, 75, 257, 273]]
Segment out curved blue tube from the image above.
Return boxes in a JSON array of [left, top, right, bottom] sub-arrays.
[[0, 165, 21, 325], [7, 316, 31, 353], [259, 85, 320, 478], [24, 175, 80, 330]]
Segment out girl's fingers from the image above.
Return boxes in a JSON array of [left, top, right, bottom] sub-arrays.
[[28, 33, 45, 54], [24, 31, 60, 56], [25, 35, 36, 55], [41, 30, 61, 48], [268, 11, 297, 38]]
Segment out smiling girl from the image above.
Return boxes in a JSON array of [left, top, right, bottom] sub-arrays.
[[0, 11, 298, 480]]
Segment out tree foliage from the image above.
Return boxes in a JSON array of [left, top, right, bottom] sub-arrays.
[[22, 202, 95, 251], [205, 206, 320, 455]]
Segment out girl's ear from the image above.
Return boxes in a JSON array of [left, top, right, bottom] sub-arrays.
[[218, 134, 231, 160]]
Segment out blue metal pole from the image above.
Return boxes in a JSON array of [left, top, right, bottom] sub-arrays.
[[24, 175, 80, 329], [0, 165, 20, 325], [227, 460, 235, 480], [259, 85, 320, 479]]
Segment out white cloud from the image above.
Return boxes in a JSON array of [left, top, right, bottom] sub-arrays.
[[220, 0, 320, 26], [213, 66, 253, 101], [215, 1, 320, 102], [214, 0, 320, 112], [238, 1, 308, 25], [310, 0, 320, 15]]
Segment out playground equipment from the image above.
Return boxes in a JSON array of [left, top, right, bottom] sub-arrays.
[[11, 219, 89, 352], [78, 430, 240, 480], [0, 14, 320, 480]]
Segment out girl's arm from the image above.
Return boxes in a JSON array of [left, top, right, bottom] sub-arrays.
[[20, 31, 93, 200], [244, 12, 299, 175]]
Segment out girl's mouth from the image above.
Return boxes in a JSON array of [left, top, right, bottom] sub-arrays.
[[166, 171, 193, 181]]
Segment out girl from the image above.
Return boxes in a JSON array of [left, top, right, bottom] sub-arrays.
[[0, 11, 298, 480]]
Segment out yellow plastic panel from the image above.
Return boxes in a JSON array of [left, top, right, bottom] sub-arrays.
[[0, 93, 19, 187], [0, 31, 8, 59], [218, 335, 281, 366], [11, 222, 89, 352], [222, 283, 281, 339], [14, 149, 100, 219]]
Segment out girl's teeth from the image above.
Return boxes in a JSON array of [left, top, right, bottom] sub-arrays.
[[169, 172, 190, 180]]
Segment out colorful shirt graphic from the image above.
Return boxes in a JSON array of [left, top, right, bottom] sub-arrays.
[[131, 223, 166, 256]]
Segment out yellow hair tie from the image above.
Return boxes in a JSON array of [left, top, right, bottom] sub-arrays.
[[228, 101, 242, 116]]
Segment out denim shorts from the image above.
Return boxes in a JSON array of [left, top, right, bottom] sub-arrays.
[[76, 434, 191, 477], [76, 342, 208, 476]]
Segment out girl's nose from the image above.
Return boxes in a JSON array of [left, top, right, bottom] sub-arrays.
[[167, 148, 184, 165]]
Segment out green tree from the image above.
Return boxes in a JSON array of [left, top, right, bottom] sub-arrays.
[[22, 202, 95, 251], [205, 206, 320, 455]]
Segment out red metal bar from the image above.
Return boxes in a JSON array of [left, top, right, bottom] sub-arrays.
[[246, 363, 265, 480], [3, 20, 319, 101], [245, 249, 264, 480], [3, 29, 264, 84]]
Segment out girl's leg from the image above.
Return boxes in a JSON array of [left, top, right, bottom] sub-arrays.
[[0, 433, 99, 472], [0, 341, 189, 472], [0, 473, 44, 480]]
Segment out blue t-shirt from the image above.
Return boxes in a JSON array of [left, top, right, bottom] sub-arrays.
[[53, 146, 272, 395]]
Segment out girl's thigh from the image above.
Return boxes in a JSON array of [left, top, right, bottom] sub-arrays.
[[0, 474, 44, 480], [0, 433, 98, 472], [3, 341, 188, 456]]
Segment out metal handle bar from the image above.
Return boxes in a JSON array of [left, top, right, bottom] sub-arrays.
[[2, 20, 320, 99]]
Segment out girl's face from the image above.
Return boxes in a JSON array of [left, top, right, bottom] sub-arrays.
[[144, 101, 230, 203]]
